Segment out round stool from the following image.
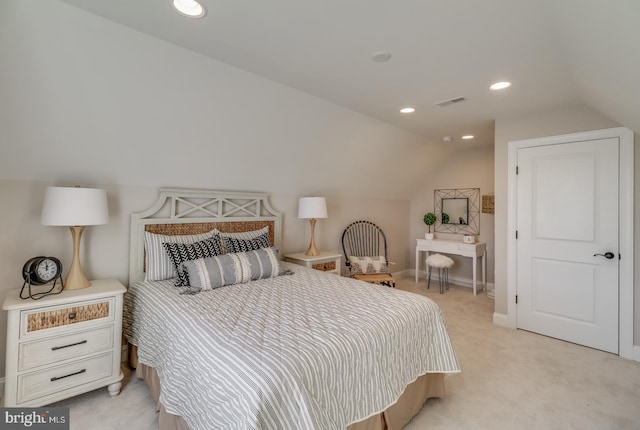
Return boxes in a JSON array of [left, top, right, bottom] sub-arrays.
[[426, 254, 454, 294]]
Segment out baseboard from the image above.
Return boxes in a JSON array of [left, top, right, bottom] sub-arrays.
[[392, 269, 411, 278], [447, 275, 495, 292], [410, 269, 494, 292], [493, 312, 511, 328]]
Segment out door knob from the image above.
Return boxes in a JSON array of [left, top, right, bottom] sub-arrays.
[[593, 252, 615, 259]]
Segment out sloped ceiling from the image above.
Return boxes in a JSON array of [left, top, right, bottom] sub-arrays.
[[538, 0, 640, 135], [57, 0, 640, 144]]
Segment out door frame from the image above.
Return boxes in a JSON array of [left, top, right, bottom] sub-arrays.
[[507, 127, 634, 359]]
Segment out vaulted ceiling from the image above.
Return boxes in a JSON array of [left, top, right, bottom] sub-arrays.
[[58, 0, 640, 146]]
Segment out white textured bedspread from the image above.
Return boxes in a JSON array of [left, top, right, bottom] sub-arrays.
[[124, 263, 459, 430]]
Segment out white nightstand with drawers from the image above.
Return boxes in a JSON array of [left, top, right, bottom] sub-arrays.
[[2, 278, 126, 407], [284, 251, 343, 276]]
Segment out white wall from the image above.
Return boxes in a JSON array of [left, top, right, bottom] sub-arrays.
[[409, 145, 495, 287], [0, 0, 448, 377], [493, 104, 640, 347], [0, 0, 451, 198]]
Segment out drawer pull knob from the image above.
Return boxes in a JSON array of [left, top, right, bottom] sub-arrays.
[[68, 312, 77, 320], [51, 368, 86, 382], [51, 340, 88, 351]]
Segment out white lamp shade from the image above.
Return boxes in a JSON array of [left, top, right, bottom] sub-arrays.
[[41, 187, 109, 226], [298, 197, 328, 219]]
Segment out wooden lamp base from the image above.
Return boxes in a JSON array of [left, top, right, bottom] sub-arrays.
[[64, 226, 91, 290], [305, 218, 320, 256]]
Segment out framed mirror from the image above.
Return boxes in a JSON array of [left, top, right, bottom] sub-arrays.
[[434, 188, 480, 234]]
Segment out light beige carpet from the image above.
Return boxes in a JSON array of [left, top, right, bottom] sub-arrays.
[[53, 275, 640, 429]]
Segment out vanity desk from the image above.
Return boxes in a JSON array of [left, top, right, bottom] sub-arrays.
[[415, 238, 486, 295]]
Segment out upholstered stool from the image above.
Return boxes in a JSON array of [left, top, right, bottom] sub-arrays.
[[426, 254, 454, 294]]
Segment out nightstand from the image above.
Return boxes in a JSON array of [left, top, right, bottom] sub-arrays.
[[2, 278, 126, 407], [284, 251, 343, 275]]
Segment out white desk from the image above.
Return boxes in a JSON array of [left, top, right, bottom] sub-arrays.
[[415, 239, 486, 295]]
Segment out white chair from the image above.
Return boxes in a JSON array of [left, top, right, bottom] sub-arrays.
[[426, 254, 454, 294]]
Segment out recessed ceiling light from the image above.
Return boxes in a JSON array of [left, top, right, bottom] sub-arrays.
[[462, 135, 474, 140], [370, 51, 392, 63], [172, 0, 206, 18], [400, 107, 416, 114], [489, 81, 511, 91]]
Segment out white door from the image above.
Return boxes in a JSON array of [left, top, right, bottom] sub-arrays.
[[516, 137, 619, 353]]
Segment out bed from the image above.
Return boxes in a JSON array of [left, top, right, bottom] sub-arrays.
[[123, 189, 460, 430]]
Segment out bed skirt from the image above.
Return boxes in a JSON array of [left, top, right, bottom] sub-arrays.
[[131, 346, 445, 430]]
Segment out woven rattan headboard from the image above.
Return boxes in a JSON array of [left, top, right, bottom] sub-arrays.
[[129, 188, 282, 285]]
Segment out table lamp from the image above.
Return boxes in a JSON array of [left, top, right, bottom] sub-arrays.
[[41, 186, 109, 290], [298, 197, 328, 256]]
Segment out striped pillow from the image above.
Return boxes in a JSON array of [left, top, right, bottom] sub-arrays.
[[182, 246, 284, 291], [163, 237, 224, 286], [144, 230, 217, 281]]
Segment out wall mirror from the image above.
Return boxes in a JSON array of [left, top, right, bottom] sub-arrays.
[[441, 198, 469, 225], [434, 188, 480, 234]]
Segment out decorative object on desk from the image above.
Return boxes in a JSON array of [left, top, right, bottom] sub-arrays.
[[434, 188, 480, 235], [298, 196, 328, 256], [482, 194, 495, 214], [41, 186, 109, 290], [463, 234, 476, 244], [20, 256, 64, 299], [423, 212, 436, 240]]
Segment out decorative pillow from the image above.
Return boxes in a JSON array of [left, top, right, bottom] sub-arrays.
[[182, 246, 285, 290], [215, 226, 270, 253], [215, 226, 268, 240], [223, 232, 271, 254], [144, 230, 218, 281], [349, 256, 389, 275], [163, 237, 224, 286]]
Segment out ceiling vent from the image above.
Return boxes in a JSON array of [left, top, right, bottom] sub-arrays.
[[435, 96, 467, 108]]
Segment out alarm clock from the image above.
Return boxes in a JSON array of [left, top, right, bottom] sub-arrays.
[[23, 256, 63, 285], [21, 256, 64, 299], [463, 235, 476, 244]]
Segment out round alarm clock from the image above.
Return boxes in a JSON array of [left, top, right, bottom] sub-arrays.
[[22, 256, 63, 285]]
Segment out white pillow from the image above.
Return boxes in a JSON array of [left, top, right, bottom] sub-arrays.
[[144, 230, 217, 281], [349, 256, 389, 275]]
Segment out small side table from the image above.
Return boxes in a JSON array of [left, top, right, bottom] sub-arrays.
[[2, 278, 126, 407], [284, 251, 343, 276]]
